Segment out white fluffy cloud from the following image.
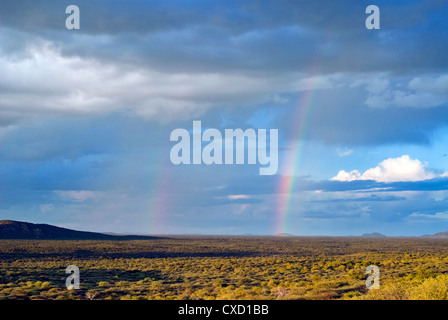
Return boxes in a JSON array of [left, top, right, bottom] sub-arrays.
[[331, 155, 439, 182]]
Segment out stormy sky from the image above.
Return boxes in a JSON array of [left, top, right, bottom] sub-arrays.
[[1, 0, 448, 236]]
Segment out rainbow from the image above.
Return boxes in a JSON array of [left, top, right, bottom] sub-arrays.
[[275, 67, 321, 235], [147, 160, 171, 235]]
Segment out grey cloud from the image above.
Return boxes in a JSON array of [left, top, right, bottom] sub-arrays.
[[1, 0, 447, 75], [1, 0, 447, 132], [290, 85, 448, 146], [364, 75, 448, 108]]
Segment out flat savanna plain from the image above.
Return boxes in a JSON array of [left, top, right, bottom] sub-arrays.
[[1, 236, 448, 300]]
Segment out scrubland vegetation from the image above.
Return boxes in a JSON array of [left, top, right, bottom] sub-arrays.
[[1, 236, 448, 300]]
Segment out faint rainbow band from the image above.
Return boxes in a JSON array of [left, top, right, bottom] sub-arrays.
[[275, 65, 321, 235]]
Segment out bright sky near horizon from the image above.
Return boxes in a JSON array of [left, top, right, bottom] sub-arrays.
[[1, 0, 448, 236]]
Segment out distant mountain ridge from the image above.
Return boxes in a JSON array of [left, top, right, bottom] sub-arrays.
[[361, 232, 386, 238], [0, 220, 157, 240], [3, 220, 448, 239], [274, 233, 295, 237], [423, 231, 448, 238]]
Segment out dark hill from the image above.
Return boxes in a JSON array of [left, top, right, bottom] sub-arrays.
[[0, 220, 157, 240]]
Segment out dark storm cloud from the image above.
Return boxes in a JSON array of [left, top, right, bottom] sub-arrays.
[[1, 0, 447, 74], [1, 0, 447, 143]]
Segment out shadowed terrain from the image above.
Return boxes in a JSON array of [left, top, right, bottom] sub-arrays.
[[0, 220, 158, 240]]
